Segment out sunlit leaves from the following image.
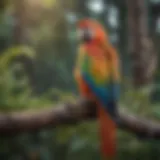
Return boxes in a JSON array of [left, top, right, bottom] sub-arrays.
[[107, 5, 119, 29], [42, 0, 57, 9], [87, 0, 104, 14], [0, 46, 35, 72]]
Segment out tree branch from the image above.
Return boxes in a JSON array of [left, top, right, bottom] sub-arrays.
[[0, 98, 160, 139]]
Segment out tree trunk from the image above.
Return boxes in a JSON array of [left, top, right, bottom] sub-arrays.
[[13, 0, 29, 44], [12, 0, 36, 90], [126, 0, 157, 87]]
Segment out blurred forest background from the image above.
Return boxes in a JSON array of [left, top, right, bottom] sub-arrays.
[[0, 0, 160, 159]]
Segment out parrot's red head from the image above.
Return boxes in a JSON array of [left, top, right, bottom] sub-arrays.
[[77, 19, 108, 43]]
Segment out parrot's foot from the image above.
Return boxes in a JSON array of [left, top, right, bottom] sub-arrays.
[[106, 101, 119, 124]]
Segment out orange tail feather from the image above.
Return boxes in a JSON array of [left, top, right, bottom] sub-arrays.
[[98, 105, 116, 159]]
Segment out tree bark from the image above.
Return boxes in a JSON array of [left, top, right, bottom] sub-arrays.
[[126, 0, 157, 87], [12, 0, 36, 90], [0, 98, 160, 139]]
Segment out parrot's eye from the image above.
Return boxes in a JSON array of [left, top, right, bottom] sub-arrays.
[[77, 27, 94, 42]]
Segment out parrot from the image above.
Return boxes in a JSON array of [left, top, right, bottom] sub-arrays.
[[73, 19, 121, 159]]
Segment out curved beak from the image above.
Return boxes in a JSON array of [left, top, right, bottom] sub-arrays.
[[77, 28, 93, 42]]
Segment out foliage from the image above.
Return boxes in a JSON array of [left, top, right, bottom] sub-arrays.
[[0, 46, 34, 111]]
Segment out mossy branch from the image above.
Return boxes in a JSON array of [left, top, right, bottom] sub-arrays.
[[0, 98, 159, 139]]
